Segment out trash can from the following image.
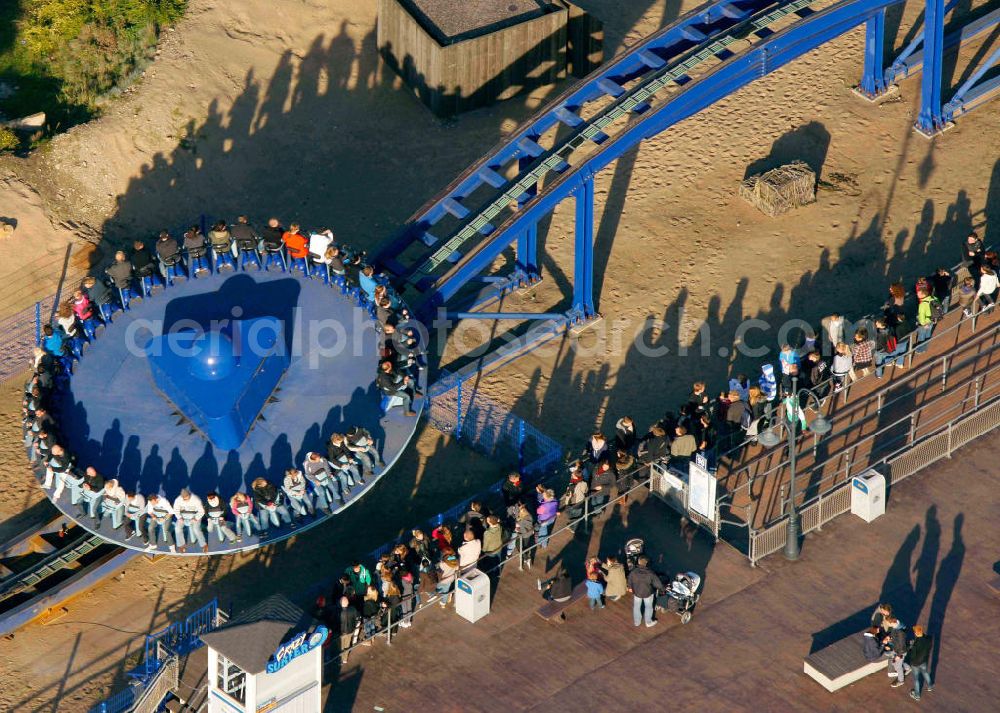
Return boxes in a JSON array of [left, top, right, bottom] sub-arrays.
[[850, 469, 886, 523], [454, 568, 490, 623]]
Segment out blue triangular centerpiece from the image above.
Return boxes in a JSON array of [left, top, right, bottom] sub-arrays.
[[146, 318, 289, 450]]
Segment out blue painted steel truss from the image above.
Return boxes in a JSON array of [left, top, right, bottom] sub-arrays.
[[857, 0, 1000, 134], [375, 0, 1000, 379]]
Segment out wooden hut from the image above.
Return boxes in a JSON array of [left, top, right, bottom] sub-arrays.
[[377, 0, 602, 116]]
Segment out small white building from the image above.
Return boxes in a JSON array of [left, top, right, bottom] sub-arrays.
[[200, 594, 326, 713]]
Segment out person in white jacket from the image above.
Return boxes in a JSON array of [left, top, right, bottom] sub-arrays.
[[976, 265, 998, 312], [98, 478, 127, 530], [457, 528, 482, 573], [146, 494, 176, 552], [124, 492, 147, 544], [173, 489, 207, 553]]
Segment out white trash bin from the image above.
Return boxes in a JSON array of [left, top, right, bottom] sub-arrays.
[[454, 568, 491, 623], [850, 469, 886, 523]]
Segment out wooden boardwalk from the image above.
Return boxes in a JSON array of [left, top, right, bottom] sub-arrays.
[[715, 305, 1000, 529], [328, 437, 1000, 712]]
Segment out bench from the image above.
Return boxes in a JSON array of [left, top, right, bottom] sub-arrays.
[[535, 582, 588, 622], [803, 633, 887, 692]]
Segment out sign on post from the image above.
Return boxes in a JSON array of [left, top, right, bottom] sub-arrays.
[[688, 460, 716, 521]]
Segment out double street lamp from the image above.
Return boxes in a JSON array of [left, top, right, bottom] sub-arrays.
[[757, 375, 832, 560]]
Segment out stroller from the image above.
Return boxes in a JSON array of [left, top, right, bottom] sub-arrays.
[[624, 537, 645, 571], [656, 571, 702, 624]]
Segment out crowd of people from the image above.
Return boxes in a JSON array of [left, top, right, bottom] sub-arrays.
[[23, 215, 426, 552], [23, 219, 988, 654], [311, 468, 622, 658], [302, 232, 996, 657], [609, 231, 998, 469], [864, 602, 936, 701]]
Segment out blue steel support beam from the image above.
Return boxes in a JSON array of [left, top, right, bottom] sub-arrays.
[[916, 0, 946, 134], [886, 5, 1000, 84], [943, 41, 1000, 119], [573, 175, 596, 319], [882, 0, 961, 83], [419, 0, 904, 322], [516, 225, 539, 275], [516, 154, 540, 277], [371, 0, 779, 269], [858, 9, 887, 96]]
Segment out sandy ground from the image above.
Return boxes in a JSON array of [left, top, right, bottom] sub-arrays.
[[0, 0, 996, 710]]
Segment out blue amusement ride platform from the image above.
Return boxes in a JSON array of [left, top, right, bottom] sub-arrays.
[[42, 267, 423, 555]]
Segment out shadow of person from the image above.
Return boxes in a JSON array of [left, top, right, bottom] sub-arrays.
[[244, 453, 268, 489], [164, 446, 190, 499], [218, 450, 243, 497], [120, 435, 142, 485], [295, 423, 322, 470], [883, 524, 920, 613], [810, 523, 921, 653], [544, 521, 592, 584], [912, 505, 941, 624], [99, 418, 124, 478], [139, 444, 164, 494], [269, 433, 294, 478], [191, 441, 220, 495], [928, 513, 964, 681]]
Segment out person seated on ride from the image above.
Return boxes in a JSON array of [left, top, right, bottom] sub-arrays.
[[230, 215, 261, 253], [283, 223, 309, 261], [208, 220, 233, 256], [156, 230, 181, 278], [131, 240, 156, 279]]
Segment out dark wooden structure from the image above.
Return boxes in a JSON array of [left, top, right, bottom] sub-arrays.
[[377, 0, 602, 116]]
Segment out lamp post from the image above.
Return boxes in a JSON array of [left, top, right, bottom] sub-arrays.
[[757, 375, 832, 560]]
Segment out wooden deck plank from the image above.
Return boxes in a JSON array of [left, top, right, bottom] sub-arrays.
[[328, 437, 1000, 712]]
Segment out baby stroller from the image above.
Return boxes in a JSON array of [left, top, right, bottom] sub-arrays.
[[625, 538, 645, 571], [655, 571, 702, 624]]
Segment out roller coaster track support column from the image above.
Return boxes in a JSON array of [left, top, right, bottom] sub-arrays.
[[916, 0, 946, 135], [516, 155, 541, 283], [572, 172, 596, 321], [858, 8, 888, 97]]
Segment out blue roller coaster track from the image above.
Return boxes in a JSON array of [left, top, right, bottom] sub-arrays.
[[373, 0, 1000, 387]]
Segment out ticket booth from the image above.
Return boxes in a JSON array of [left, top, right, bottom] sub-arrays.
[[200, 594, 326, 713]]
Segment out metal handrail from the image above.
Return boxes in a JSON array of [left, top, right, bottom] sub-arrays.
[[728, 354, 1000, 529], [130, 655, 179, 713], [712, 247, 992, 464], [717, 319, 1000, 503], [335, 471, 658, 659], [748, 388, 1000, 563], [766, 375, 1000, 509]]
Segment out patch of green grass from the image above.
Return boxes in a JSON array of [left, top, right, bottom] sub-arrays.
[[0, 127, 18, 151], [0, 0, 187, 134]]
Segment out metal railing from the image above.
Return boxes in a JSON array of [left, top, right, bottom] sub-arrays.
[[748, 394, 1000, 564], [427, 371, 563, 474], [137, 597, 220, 681], [709, 250, 994, 465], [715, 319, 1000, 528], [93, 599, 223, 712], [340, 471, 657, 660], [131, 653, 179, 713]]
